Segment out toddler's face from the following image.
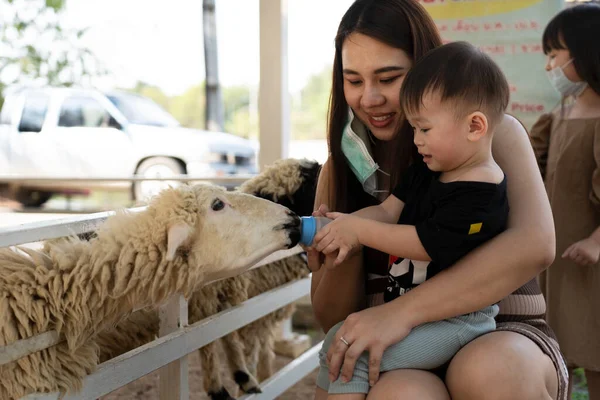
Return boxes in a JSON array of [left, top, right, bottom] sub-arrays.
[[406, 93, 473, 172]]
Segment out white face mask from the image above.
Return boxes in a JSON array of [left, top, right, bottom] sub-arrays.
[[341, 109, 389, 199], [547, 58, 588, 97]]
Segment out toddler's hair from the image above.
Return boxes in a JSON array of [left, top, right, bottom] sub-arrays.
[[400, 41, 510, 128]]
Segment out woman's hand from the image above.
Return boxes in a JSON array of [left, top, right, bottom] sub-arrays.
[[562, 237, 600, 266], [314, 204, 330, 217], [326, 303, 414, 387], [314, 212, 362, 266]]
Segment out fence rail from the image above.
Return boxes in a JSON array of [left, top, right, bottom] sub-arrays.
[[0, 205, 320, 400], [0, 207, 145, 248], [0, 174, 256, 184]]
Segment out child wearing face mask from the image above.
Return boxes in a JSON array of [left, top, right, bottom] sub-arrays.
[[530, 4, 600, 397], [312, 41, 510, 397]]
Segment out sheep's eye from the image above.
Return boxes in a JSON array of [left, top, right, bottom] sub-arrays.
[[211, 198, 225, 211]]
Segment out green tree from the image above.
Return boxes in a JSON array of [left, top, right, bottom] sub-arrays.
[[0, 0, 107, 106], [223, 85, 255, 138], [169, 84, 206, 129], [129, 81, 171, 110], [223, 85, 250, 121], [225, 106, 258, 139], [123, 67, 331, 142], [291, 66, 332, 140]]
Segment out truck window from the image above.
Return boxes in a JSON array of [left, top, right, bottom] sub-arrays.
[[58, 96, 118, 128], [18, 93, 50, 133]]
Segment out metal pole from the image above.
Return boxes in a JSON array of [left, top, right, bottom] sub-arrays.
[[203, 0, 225, 131]]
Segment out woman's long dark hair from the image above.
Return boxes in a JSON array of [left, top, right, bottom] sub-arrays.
[[542, 4, 600, 97], [327, 0, 442, 214]]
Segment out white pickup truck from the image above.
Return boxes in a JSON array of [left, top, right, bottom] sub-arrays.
[[0, 86, 258, 207]]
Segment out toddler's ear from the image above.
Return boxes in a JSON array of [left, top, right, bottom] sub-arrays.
[[467, 112, 488, 142]]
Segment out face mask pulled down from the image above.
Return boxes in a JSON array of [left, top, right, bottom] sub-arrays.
[[341, 109, 389, 199], [547, 58, 588, 98]]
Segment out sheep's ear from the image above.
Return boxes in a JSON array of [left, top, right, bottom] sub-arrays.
[[166, 222, 193, 261]]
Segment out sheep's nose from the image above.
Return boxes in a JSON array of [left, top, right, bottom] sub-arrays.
[[282, 210, 301, 248], [286, 210, 301, 227]]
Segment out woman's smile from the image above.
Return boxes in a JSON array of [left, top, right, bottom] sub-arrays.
[[366, 112, 397, 129]]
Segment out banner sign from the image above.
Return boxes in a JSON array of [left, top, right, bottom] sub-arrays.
[[419, 0, 564, 129]]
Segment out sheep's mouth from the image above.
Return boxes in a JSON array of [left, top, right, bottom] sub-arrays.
[[275, 212, 301, 248], [287, 228, 300, 248]]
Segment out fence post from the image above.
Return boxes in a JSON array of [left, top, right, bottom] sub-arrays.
[[258, 0, 290, 169], [159, 294, 189, 400], [274, 317, 311, 359]]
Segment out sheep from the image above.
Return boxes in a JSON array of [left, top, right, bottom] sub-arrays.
[[239, 158, 321, 219], [235, 158, 320, 382], [0, 183, 301, 400], [94, 158, 321, 400], [94, 255, 311, 400], [178, 158, 321, 398], [236, 253, 311, 383]]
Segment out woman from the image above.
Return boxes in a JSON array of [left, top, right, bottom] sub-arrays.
[[309, 0, 567, 399]]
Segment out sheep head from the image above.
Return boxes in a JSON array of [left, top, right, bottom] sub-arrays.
[[148, 183, 301, 283], [239, 158, 321, 217]]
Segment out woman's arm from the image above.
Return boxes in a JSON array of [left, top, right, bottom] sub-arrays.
[[386, 114, 556, 328], [309, 160, 366, 332]]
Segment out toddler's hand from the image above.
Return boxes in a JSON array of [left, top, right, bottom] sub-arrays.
[[301, 204, 331, 272], [562, 237, 600, 266], [314, 212, 361, 266]]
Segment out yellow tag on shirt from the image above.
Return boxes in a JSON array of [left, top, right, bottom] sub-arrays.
[[469, 222, 483, 235]]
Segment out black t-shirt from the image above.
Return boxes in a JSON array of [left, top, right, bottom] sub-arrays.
[[384, 160, 509, 302]]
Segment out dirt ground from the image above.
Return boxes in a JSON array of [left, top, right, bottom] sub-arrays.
[[101, 308, 324, 400], [101, 346, 320, 400]]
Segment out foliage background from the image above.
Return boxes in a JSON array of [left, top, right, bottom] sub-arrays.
[[129, 66, 331, 140], [0, 0, 331, 141]]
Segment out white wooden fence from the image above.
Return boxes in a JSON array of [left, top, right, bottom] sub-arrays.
[[0, 207, 321, 400]]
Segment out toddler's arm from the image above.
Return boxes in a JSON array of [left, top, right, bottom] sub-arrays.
[[351, 193, 405, 224], [315, 212, 430, 266]]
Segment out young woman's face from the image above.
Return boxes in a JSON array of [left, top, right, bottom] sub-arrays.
[[341, 33, 413, 141], [545, 47, 582, 82]]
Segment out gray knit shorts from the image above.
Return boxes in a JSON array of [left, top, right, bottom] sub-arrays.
[[316, 305, 499, 394]]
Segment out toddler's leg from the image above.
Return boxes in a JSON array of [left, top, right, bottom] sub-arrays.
[[316, 321, 343, 393], [326, 305, 498, 395], [374, 305, 499, 373]]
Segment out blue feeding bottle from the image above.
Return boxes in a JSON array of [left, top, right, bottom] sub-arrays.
[[300, 216, 332, 246]]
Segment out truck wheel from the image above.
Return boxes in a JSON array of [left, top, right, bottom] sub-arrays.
[[133, 157, 185, 203], [15, 189, 53, 208]]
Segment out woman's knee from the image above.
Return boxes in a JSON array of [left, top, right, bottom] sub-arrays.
[[366, 369, 450, 400], [446, 331, 558, 400]]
